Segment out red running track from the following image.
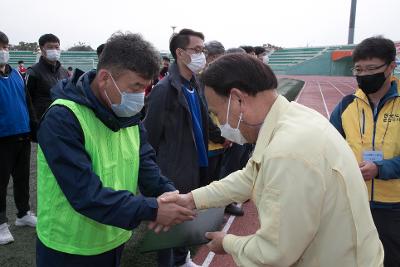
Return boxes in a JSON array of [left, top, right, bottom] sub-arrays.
[[193, 75, 358, 267]]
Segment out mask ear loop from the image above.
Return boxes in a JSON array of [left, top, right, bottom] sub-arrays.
[[226, 94, 232, 123]]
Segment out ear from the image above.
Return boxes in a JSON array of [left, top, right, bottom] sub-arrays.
[[389, 61, 397, 73], [230, 88, 249, 103], [176, 48, 184, 59], [97, 69, 110, 88]]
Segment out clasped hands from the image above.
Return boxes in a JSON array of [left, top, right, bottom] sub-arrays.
[[148, 190, 196, 233], [148, 190, 227, 254]]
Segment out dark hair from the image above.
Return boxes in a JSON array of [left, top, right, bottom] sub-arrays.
[[162, 56, 170, 62], [226, 47, 246, 54], [205, 41, 225, 57], [67, 66, 73, 71], [169, 28, 204, 60], [97, 32, 161, 80], [254, 46, 266, 56], [0, 31, 9, 45], [201, 53, 278, 97], [18, 60, 24, 64], [353, 37, 396, 64], [96, 43, 105, 57], [240, 46, 255, 54], [39, 34, 60, 47]]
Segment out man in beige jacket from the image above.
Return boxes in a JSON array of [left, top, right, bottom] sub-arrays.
[[154, 53, 384, 267]]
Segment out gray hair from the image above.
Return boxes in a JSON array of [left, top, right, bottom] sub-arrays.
[[205, 41, 225, 57], [226, 47, 246, 54]]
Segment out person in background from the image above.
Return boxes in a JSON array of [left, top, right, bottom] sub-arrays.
[[96, 43, 105, 58], [67, 66, 73, 77], [144, 28, 208, 267], [0, 30, 37, 245], [203, 41, 243, 216], [240, 45, 256, 57], [17, 60, 27, 78], [254, 46, 269, 64], [330, 36, 400, 267], [160, 56, 170, 79], [26, 33, 68, 119]]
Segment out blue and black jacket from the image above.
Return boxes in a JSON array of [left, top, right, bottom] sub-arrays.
[[330, 77, 400, 207]]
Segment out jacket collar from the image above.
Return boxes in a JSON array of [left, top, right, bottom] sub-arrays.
[[39, 56, 61, 73], [252, 95, 290, 163], [354, 76, 399, 105], [167, 62, 200, 112]]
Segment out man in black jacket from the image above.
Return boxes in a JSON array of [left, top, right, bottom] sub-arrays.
[[26, 33, 68, 119], [144, 28, 208, 267]]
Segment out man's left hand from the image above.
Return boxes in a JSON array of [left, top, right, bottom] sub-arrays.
[[205, 231, 227, 254], [359, 161, 379, 181]]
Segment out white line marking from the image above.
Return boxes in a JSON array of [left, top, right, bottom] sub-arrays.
[[201, 204, 243, 267], [295, 81, 307, 103], [327, 81, 345, 96], [339, 81, 356, 91], [317, 81, 330, 119]]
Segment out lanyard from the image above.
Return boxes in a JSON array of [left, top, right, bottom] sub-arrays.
[[356, 98, 395, 151]]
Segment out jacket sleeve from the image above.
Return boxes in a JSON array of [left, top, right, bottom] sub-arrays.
[[193, 157, 324, 266], [375, 156, 400, 179], [25, 86, 38, 142], [138, 123, 176, 196], [37, 105, 159, 230], [25, 68, 38, 105], [329, 102, 345, 138], [143, 83, 167, 152]]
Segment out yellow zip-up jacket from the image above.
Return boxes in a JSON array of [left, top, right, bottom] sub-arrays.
[[330, 77, 400, 204], [192, 95, 383, 267]]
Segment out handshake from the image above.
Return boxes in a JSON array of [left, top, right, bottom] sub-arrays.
[[148, 191, 197, 233]]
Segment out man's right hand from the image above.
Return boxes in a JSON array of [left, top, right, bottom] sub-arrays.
[[149, 195, 196, 233]]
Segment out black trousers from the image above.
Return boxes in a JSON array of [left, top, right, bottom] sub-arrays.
[[219, 143, 253, 178], [0, 139, 31, 224], [36, 238, 124, 267], [157, 247, 189, 267], [371, 208, 400, 267]]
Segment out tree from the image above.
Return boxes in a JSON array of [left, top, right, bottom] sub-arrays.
[[10, 41, 39, 51], [67, 42, 94, 51]]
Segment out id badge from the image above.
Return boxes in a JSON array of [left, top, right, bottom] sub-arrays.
[[362, 150, 383, 162]]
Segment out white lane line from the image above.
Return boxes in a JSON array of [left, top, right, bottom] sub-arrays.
[[339, 81, 356, 91], [294, 81, 307, 103], [327, 81, 345, 96], [317, 81, 330, 119], [201, 204, 243, 267]]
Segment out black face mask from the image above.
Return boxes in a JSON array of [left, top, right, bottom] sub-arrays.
[[356, 71, 387, 95]]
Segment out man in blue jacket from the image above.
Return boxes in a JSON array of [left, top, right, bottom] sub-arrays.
[[0, 31, 38, 245], [36, 32, 195, 267]]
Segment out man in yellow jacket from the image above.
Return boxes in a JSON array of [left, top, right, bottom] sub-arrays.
[[157, 53, 384, 266], [330, 36, 400, 267]]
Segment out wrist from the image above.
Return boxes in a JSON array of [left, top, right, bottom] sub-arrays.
[[187, 193, 196, 210]]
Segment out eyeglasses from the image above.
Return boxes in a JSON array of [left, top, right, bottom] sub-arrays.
[[185, 46, 207, 54], [351, 63, 387, 75]]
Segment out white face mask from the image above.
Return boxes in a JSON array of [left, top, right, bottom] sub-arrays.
[[0, 50, 10, 64], [104, 73, 145, 117], [46, 49, 61, 61], [219, 94, 248, 145], [186, 52, 206, 73]]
